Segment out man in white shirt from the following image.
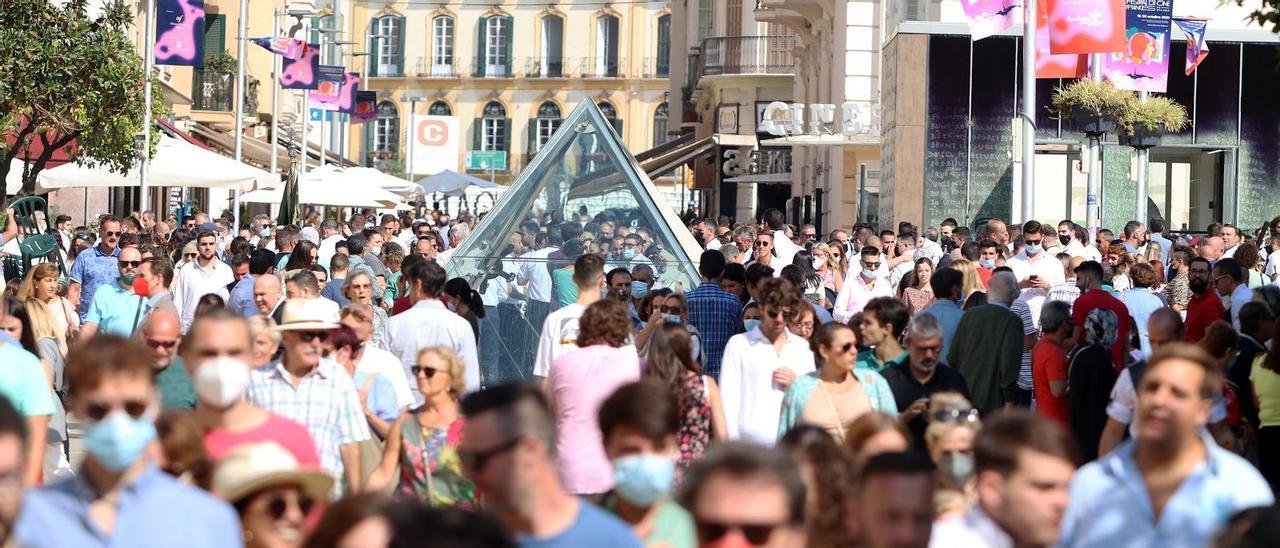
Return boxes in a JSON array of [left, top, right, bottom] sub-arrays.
[[888, 233, 920, 291], [517, 236, 557, 350], [762, 209, 799, 265], [1053, 220, 1100, 261], [1220, 223, 1242, 259], [172, 230, 233, 333], [315, 220, 344, 275], [1006, 221, 1065, 331], [434, 222, 469, 267], [533, 254, 606, 386], [386, 261, 480, 402], [833, 246, 892, 324], [1214, 258, 1253, 331], [719, 278, 815, 444]]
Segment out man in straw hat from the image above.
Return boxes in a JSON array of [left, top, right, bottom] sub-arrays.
[[212, 442, 333, 547], [246, 299, 371, 496]]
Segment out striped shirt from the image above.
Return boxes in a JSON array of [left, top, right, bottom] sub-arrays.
[[1012, 300, 1036, 391], [686, 282, 744, 381], [246, 359, 370, 493]]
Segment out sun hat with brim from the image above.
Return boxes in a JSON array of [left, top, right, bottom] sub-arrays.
[[196, 222, 225, 234], [213, 442, 333, 504], [274, 298, 341, 331]]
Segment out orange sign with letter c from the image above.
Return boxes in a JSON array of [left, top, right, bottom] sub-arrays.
[[418, 119, 449, 146]]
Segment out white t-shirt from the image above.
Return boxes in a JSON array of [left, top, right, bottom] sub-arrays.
[[357, 346, 415, 409], [533, 303, 586, 378], [1264, 249, 1280, 281]]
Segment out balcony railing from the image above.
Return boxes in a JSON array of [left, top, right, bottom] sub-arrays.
[[571, 56, 627, 79], [411, 57, 461, 78], [699, 35, 797, 76], [192, 68, 233, 112], [522, 57, 568, 78], [639, 57, 670, 79]]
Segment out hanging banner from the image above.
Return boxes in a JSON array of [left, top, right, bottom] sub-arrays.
[[280, 43, 321, 89], [410, 115, 462, 174], [251, 36, 307, 60], [337, 72, 361, 114], [1174, 17, 1210, 75], [1037, 0, 1088, 78], [154, 0, 205, 66], [961, 0, 1020, 41], [307, 65, 347, 111], [351, 91, 378, 124], [1047, 0, 1126, 54], [1101, 0, 1174, 92]]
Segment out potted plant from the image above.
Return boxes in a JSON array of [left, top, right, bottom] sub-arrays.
[[1117, 95, 1189, 149], [1050, 79, 1131, 135], [203, 51, 237, 76]]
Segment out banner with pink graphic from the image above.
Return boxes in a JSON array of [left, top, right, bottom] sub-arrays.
[[351, 91, 378, 124], [280, 43, 321, 90], [251, 37, 307, 60], [307, 65, 347, 111], [154, 0, 204, 66], [1036, 0, 1087, 78], [961, 0, 1020, 41], [1101, 0, 1174, 92], [1047, 0, 1126, 54], [1174, 17, 1209, 76]]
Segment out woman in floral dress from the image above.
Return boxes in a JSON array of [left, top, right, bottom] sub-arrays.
[[367, 347, 476, 508], [642, 323, 727, 470]]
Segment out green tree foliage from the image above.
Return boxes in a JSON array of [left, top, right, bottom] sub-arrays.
[[1235, 0, 1280, 33], [0, 0, 165, 199]]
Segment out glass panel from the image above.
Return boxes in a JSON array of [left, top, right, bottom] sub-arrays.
[[428, 101, 451, 116], [447, 100, 703, 384], [486, 17, 507, 76], [432, 16, 453, 72]]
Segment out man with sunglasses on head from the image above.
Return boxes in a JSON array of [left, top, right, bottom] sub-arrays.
[[69, 215, 124, 324], [676, 441, 808, 548], [246, 299, 371, 495], [719, 279, 815, 444], [15, 335, 240, 547], [172, 230, 233, 334], [458, 383, 641, 547], [832, 246, 892, 324], [81, 246, 146, 338], [139, 310, 195, 410]]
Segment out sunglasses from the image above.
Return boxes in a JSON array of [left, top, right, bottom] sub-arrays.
[[410, 365, 439, 378], [1024, 239, 1042, 247], [861, 261, 881, 269], [658, 305, 684, 314], [85, 399, 149, 421], [262, 491, 315, 520], [103, 231, 121, 238], [184, 253, 197, 259], [753, 240, 771, 247], [932, 407, 980, 424], [458, 437, 523, 471], [296, 331, 329, 343], [145, 339, 178, 349], [119, 260, 142, 268], [828, 341, 854, 353], [763, 307, 793, 318], [695, 519, 780, 545]]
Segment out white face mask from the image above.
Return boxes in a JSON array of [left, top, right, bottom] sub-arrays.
[[812, 257, 825, 270], [193, 357, 251, 408]]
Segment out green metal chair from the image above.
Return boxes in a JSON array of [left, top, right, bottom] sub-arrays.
[[8, 196, 66, 280]]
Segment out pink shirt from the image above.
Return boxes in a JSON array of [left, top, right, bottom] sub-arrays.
[[205, 412, 321, 468], [546, 345, 641, 495]]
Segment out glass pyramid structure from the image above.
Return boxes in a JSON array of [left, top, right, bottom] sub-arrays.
[[447, 99, 703, 385]]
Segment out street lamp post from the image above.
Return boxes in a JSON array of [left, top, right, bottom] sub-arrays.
[[405, 96, 425, 181], [232, 0, 248, 228], [140, 0, 156, 215]]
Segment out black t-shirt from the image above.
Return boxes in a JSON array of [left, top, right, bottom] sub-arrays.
[[881, 361, 972, 448]]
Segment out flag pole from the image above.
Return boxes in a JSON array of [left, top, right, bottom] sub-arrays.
[[232, 0, 248, 229], [270, 8, 281, 180], [1135, 90, 1149, 225], [1019, 0, 1037, 224], [140, 0, 155, 215]]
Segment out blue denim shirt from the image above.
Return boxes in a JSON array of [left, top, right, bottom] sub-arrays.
[[1059, 432, 1274, 548], [69, 244, 121, 322], [228, 274, 258, 317], [16, 465, 242, 548]]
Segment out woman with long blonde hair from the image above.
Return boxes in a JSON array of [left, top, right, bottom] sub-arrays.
[[810, 242, 844, 298], [17, 263, 77, 355], [948, 259, 985, 304]]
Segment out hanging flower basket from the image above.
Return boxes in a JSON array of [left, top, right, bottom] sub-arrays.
[[1071, 106, 1116, 135], [1050, 79, 1130, 136], [1119, 123, 1164, 149]]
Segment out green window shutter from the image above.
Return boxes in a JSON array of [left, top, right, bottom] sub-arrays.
[[472, 117, 483, 152], [395, 16, 406, 76], [474, 17, 488, 77], [368, 17, 380, 77], [526, 121, 536, 160], [204, 14, 226, 61], [502, 118, 512, 160], [502, 16, 513, 77]]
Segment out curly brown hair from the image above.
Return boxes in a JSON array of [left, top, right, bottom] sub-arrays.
[[1234, 241, 1261, 270], [576, 299, 632, 348]]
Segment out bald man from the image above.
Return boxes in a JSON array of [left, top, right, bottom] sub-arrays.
[[142, 310, 195, 409], [254, 275, 285, 324], [987, 219, 1010, 249], [1199, 236, 1225, 263], [81, 247, 145, 338]]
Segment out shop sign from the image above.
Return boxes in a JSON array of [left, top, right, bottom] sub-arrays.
[[757, 101, 880, 138]]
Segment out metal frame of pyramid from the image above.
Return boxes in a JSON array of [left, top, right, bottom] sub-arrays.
[[446, 99, 703, 288]]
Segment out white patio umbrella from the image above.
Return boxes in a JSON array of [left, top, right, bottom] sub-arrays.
[[415, 169, 498, 196], [239, 178, 403, 209], [32, 135, 273, 193], [307, 164, 420, 199]]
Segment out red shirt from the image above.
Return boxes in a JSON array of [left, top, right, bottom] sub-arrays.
[[1073, 289, 1130, 370], [205, 412, 321, 468], [977, 267, 993, 287], [1032, 339, 1070, 428], [1184, 290, 1224, 343]]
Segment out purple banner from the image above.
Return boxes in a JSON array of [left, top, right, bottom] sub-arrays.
[[154, 0, 204, 66], [1174, 17, 1209, 76], [351, 91, 378, 124], [337, 72, 361, 114], [308, 65, 347, 111], [961, 0, 1019, 41], [1101, 0, 1174, 92], [280, 43, 321, 90], [251, 37, 307, 60]]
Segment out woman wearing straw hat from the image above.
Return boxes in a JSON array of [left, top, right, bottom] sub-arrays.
[[214, 442, 333, 548]]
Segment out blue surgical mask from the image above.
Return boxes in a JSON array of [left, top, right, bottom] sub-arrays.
[[622, 248, 637, 260], [937, 452, 975, 486], [612, 454, 676, 507], [630, 280, 649, 299], [1026, 244, 1041, 255], [861, 268, 877, 280], [83, 411, 157, 472], [979, 259, 995, 268], [663, 314, 683, 324], [743, 318, 762, 332], [260, 227, 271, 238]]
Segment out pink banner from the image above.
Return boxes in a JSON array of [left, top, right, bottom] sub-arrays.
[[1101, 0, 1173, 93], [1037, 0, 1087, 79], [961, 0, 1020, 41], [1047, 0, 1126, 55]]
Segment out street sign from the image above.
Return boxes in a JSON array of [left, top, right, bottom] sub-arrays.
[[466, 150, 507, 171]]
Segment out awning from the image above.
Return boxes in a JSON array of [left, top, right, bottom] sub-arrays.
[[190, 123, 291, 176], [276, 133, 358, 168], [641, 136, 715, 179], [34, 135, 272, 193]]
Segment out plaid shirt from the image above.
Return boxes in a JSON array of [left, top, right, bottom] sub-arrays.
[[1048, 280, 1082, 309], [246, 358, 370, 492], [686, 282, 743, 381]]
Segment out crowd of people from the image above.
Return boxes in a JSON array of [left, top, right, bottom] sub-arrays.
[[0, 203, 1278, 547]]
